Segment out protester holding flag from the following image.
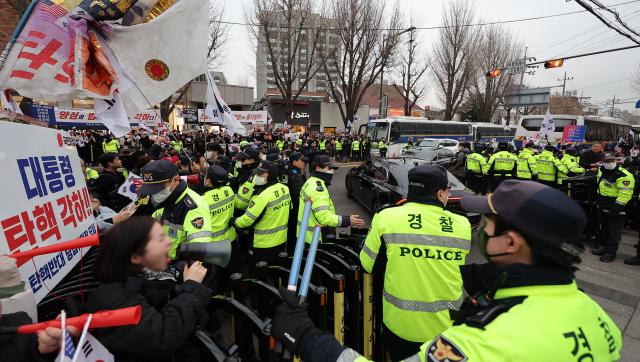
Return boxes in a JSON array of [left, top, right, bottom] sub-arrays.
[[87, 217, 211, 362]]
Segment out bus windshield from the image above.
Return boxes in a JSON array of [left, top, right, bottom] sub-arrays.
[[367, 122, 389, 141]]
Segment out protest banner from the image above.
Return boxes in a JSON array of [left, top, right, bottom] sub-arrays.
[[0, 122, 97, 302]]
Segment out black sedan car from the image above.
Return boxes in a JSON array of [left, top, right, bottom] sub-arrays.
[[345, 157, 478, 223], [400, 147, 457, 165]]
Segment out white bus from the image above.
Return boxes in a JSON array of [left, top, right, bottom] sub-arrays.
[[472, 122, 517, 144], [514, 114, 630, 149], [359, 117, 473, 157]]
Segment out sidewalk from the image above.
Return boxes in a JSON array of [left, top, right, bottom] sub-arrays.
[[576, 229, 640, 360]]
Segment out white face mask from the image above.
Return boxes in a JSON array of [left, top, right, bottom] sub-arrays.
[[205, 151, 214, 160], [255, 175, 268, 186], [325, 169, 335, 175], [603, 162, 617, 170], [152, 185, 173, 205], [260, 153, 267, 161]]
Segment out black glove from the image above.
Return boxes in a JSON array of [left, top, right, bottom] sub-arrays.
[[531, 174, 539, 182], [271, 287, 322, 356]]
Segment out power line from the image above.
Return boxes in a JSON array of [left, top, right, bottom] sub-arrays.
[[532, 3, 640, 55], [572, 0, 640, 44], [588, 0, 640, 38], [216, 0, 640, 31]]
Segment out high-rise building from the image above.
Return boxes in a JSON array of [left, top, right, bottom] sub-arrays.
[[255, 11, 340, 100]]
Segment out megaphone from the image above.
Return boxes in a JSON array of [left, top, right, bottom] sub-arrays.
[[176, 241, 232, 268]]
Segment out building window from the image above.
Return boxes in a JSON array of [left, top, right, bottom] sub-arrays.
[[194, 74, 206, 83]]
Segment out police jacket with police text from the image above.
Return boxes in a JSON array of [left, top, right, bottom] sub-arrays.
[[597, 166, 635, 207], [359, 201, 471, 343], [203, 185, 236, 242], [305, 263, 622, 362]]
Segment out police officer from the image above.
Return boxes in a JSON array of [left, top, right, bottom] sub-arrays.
[[486, 142, 517, 192], [287, 152, 308, 252], [102, 134, 120, 154], [271, 180, 622, 362], [378, 138, 387, 158], [516, 142, 538, 181], [139, 160, 213, 259], [351, 138, 360, 161], [170, 138, 183, 152], [233, 149, 260, 211], [557, 147, 585, 191], [275, 137, 285, 152], [592, 153, 635, 262], [335, 138, 343, 162], [465, 144, 487, 194], [203, 165, 236, 243], [318, 137, 327, 153], [234, 161, 291, 264], [359, 164, 471, 360], [535, 145, 568, 188], [297, 155, 365, 243]]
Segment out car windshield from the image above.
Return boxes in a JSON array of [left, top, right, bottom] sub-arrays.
[[402, 148, 436, 161], [417, 139, 439, 147], [388, 160, 466, 196]]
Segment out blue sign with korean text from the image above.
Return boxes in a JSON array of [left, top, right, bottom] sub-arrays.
[[562, 125, 587, 143]]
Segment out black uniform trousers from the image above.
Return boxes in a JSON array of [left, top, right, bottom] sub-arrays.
[[382, 323, 423, 361], [597, 206, 626, 255]]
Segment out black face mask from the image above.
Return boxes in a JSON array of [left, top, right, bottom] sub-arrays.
[[313, 170, 334, 186], [473, 218, 511, 261]]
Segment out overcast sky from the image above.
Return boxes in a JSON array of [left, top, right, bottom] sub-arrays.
[[216, 0, 640, 113]]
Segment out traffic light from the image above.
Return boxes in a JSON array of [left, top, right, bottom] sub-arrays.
[[486, 68, 502, 78], [544, 58, 564, 69]]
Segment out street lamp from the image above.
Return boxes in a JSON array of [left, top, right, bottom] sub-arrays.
[[378, 26, 416, 120]]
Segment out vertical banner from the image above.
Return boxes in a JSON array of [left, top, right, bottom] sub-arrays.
[[0, 122, 97, 302]]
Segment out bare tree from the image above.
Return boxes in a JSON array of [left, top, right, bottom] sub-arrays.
[[320, 0, 402, 127], [393, 28, 429, 116], [5, 0, 30, 17], [208, 5, 229, 68], [431, 0, 480, 121], [469, 24, 521, 123], [246, 0, 325, 122]]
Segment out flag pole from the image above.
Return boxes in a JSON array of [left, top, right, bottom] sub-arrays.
[[0, 0, 39, 71]]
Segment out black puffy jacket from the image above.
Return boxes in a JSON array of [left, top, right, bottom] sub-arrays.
[[86, 276, 211, 362]]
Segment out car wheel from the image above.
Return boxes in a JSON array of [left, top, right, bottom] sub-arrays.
[[346, 176, 354, 199]]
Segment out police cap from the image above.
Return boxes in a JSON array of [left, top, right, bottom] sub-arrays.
[[603, 152, 617, 161], [253, 161, 279, 177], [139, 160, 178, 195], [311, 154, 337, 170], [408, 164, 449, 192], [460, 180, 586, 256], [206, 165, 228, 184], [238, 148, 260, 161]]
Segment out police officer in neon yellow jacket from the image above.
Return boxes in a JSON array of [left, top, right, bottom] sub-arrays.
[[535, 145, 568, 188], [359, 164, 471, 361], [203, 165, 236, 243], [557, 148, 585, 189], [592, 153, 635, 262], [270, 180, 622, 362], [516, 143, 538, 180], [297, 155, 365, 243], [234, 161, 291, 263], [139, 160, 213, 259], [486, 142, 517, 192], [233, 149, 260, 212]]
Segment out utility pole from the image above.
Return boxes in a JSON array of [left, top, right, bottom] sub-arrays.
[[611, 94, 616, 117], [519, 46, 527, 90], [378, 27, 416, 120], [558, 72, 574, 99]]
